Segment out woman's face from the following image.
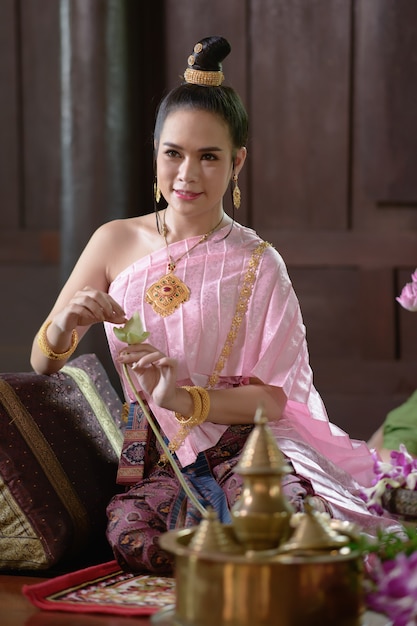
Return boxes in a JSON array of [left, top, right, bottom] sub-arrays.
[[155, 108, 246, 221]]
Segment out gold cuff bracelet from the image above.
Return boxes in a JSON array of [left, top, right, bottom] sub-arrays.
[[37, 320, 79, 361]]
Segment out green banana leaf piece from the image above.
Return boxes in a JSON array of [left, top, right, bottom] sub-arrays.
[[113, 311, 150, 345]]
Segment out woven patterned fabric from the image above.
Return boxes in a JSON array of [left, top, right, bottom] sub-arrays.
[[0, 354, 123, 570], [23, 559, 175, 615]]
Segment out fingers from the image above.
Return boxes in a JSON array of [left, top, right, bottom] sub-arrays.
[[52, 287, 126, 335], [118, 342, 178, 408], [118, 342, 157, 362], [124, 349, 167, 369], [130, 352, 178, 408], [70, 287, 126, 325], [134, 354, 176, 370], [118, 344, 175, 371]]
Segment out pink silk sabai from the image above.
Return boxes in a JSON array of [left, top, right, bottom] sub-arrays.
[[104, 223, 375, 490]]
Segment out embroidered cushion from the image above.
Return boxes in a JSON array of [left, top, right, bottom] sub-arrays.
[[0, 353, 123, 571]]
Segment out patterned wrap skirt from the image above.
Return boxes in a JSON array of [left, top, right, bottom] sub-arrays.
[[106, 403, 325, 574]]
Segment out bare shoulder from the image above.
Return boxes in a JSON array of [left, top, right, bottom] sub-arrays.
[[95, 214, 154, 239], [93, 214, 163, 281]]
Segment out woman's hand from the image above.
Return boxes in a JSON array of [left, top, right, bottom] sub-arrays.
[[118, 343, 287, 425], [52, 286, 127, 332], [118, 342, 179, 409]]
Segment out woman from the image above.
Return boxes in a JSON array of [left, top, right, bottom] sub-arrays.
[[31, 36, 398, 574]]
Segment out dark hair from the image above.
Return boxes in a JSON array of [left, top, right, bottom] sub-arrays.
[[154, 36, 248, 153]]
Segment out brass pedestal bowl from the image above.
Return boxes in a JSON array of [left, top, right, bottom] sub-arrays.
[[151, 409, 364, 626], [153, 524, 363, 626]]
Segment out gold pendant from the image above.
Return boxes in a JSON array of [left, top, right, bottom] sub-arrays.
[[145, 272, 190, 317]]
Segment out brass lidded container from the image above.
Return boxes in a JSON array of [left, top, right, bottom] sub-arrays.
[[231, 407, 294, 550], [153, 408, 364, 626]]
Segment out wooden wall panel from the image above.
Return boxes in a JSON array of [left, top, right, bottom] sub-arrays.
[[0, 0, 19, 229], [288, 266, 413, 440], [0, 232, 58, 263], [20, 0, 61, 229], [311, 354, 417, 441], [353, 0, 417, 231], [359, 268, 396, 360], [250, 0, 351, 231], [258, 230, 417, 267], [0, 1, 61, 377], [320, 391, 412, 441], [0, 266, 59, 372], [290, 267, 360, 358]]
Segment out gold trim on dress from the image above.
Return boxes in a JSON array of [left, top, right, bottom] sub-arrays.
[[207, 241, 271, 389]]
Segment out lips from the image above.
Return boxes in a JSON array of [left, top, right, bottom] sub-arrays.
[[174, 189, 202, 201]]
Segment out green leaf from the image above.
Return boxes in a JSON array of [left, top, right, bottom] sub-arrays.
[[113, 311, 150, 345], [349, 525, 417, 561]]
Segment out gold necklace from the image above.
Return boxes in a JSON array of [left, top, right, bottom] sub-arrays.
[[145, 211, 224, 317]]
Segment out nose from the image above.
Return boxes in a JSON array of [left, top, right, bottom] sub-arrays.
[[178, 157, 198, 182]]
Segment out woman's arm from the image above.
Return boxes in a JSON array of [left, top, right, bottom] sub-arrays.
[[119, 343, 286, 425], [175, 381, 286, 425], [31, 222, 127, 375]]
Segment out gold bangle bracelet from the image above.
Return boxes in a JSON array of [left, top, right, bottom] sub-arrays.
[[174, 385, 202, 424], [37, 320, 79, 361], [168, 385, 211, 455], [195, 386, 210, 422]]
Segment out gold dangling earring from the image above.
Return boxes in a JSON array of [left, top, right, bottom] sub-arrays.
[[232, 173, 241, 209], [154, 179, 161, 203]]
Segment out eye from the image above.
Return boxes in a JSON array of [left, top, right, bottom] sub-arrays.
[[165, 149, 180, 158], [201, 153, 218, 161]]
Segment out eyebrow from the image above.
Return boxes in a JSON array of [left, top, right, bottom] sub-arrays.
[[162, 142, 223, 152]]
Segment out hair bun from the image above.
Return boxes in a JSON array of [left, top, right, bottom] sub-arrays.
[[184, 36, 231, 86], [187, 36, 231, 71]]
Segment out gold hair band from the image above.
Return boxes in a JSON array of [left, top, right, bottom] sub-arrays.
[[184, 68, 225, 86], [37, 320, 79, 360]]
